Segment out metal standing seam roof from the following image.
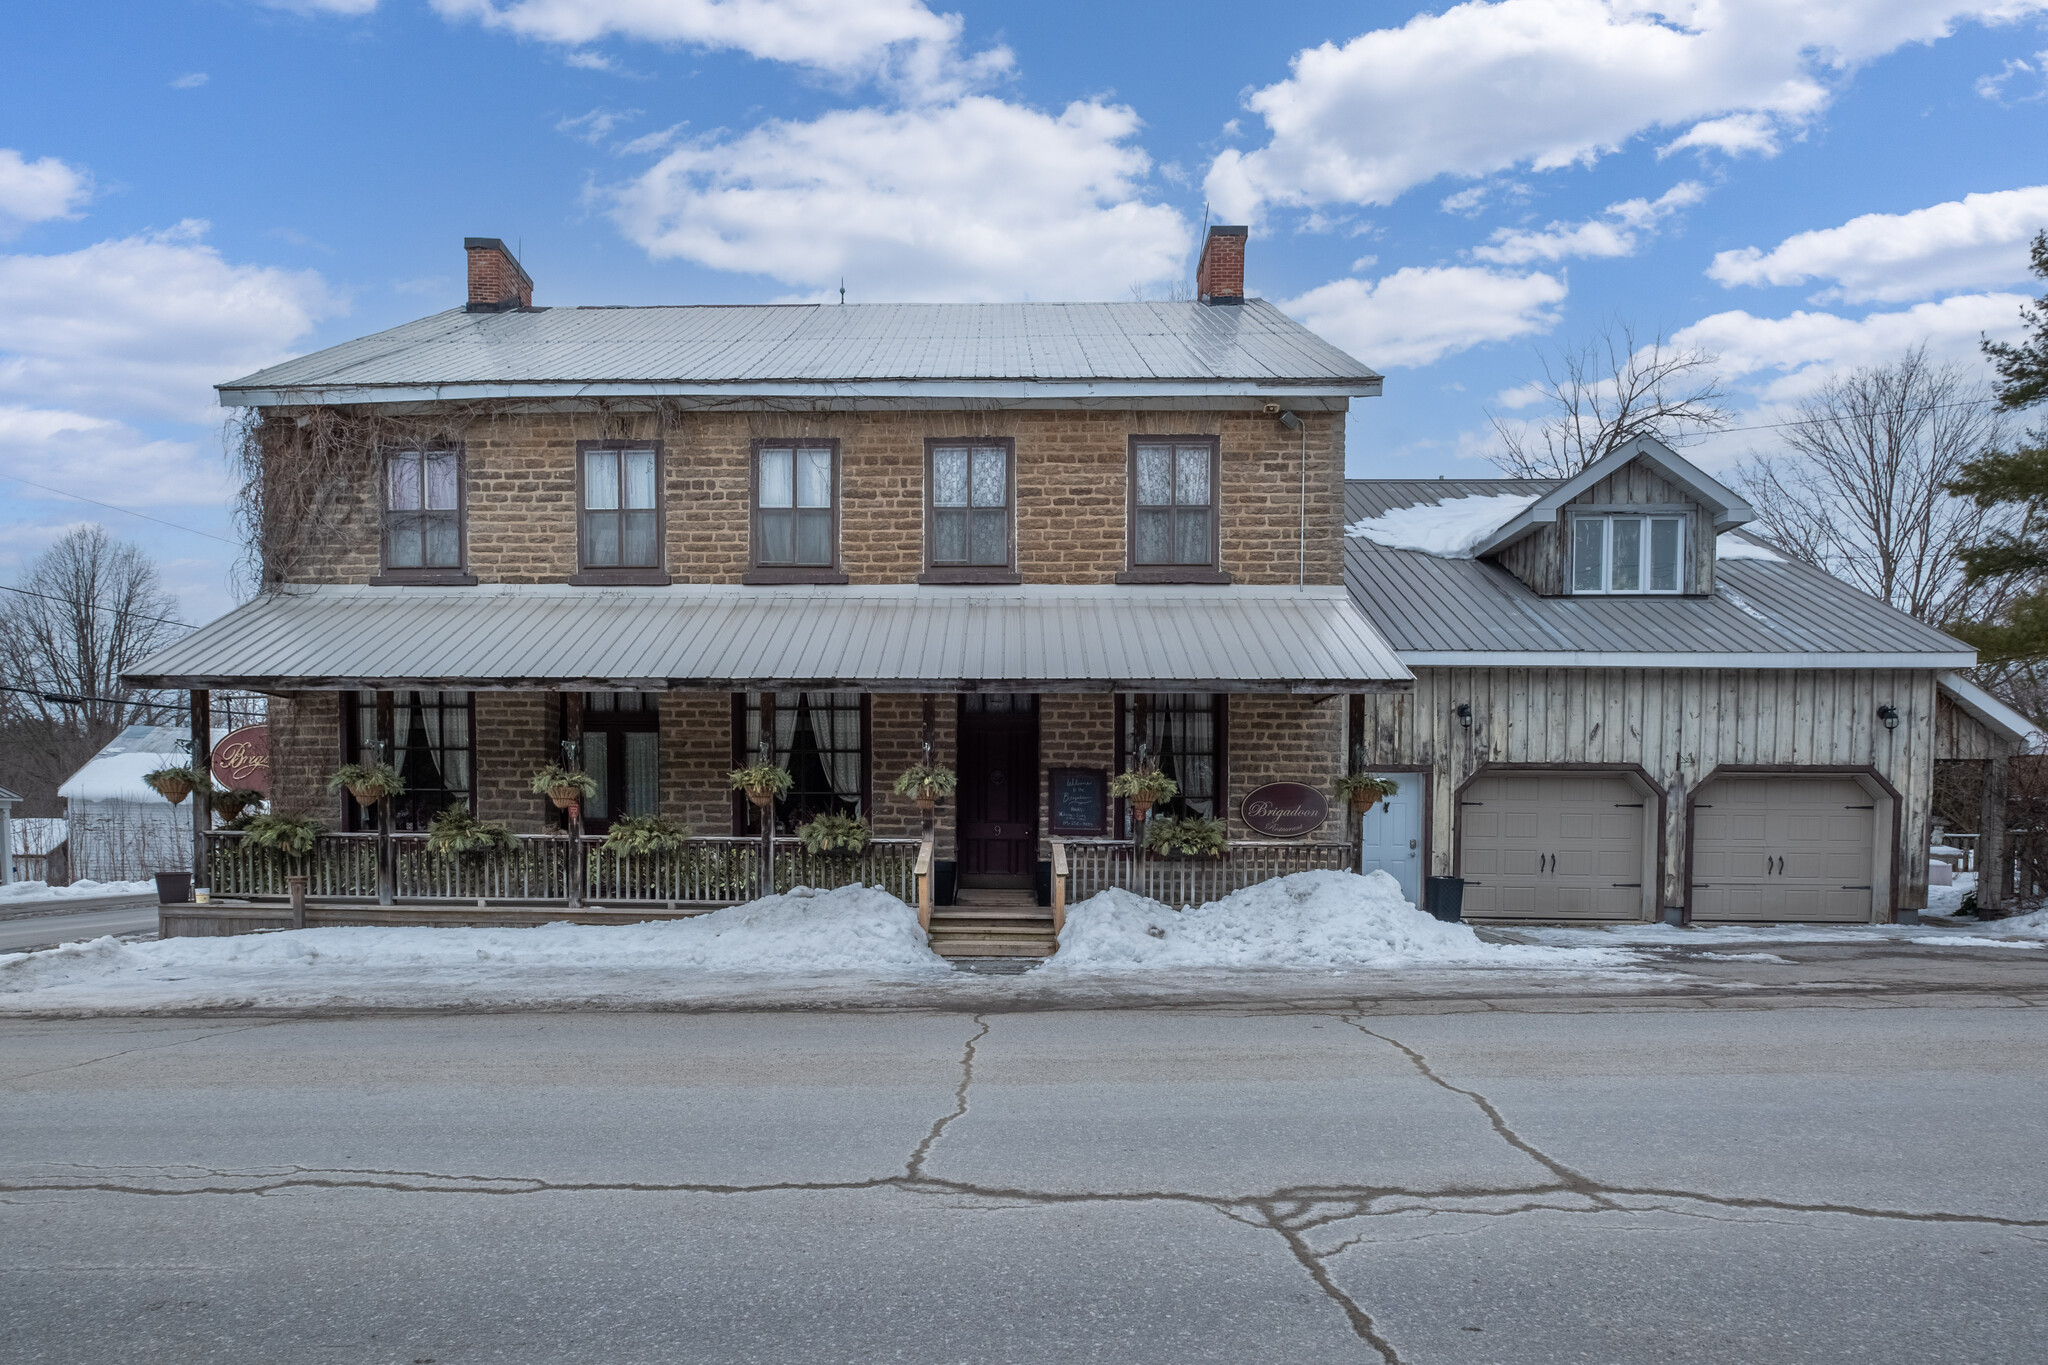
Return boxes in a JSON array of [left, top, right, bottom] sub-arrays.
[[1344, 479, 1976, 667], [216, 300, 1384, 406], [125, 584, 1414, 693]]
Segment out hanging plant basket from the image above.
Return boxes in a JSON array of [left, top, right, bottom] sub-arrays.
[[730, 763, 794, 811], [891, 764, 957, 815], [213, 787, 264, 823], [328, 762, 405, 808], [530, 764, 598, 812], [143, 766, 199, 806], [1110, 767, 1178, 824], [1336, 773, 1400, 814]]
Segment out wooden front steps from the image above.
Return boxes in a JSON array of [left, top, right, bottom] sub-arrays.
[[929, 888, 1057, 959]]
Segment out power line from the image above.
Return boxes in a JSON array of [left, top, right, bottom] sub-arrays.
[[0, 583, 197, 631], [0, 470, 240, 545], [0, 680, 188, 713], [1707, 394, 2005, 439]]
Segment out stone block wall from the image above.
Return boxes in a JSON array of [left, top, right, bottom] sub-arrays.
[[265, 692, 338, 820], [267, 406, 1347, 589], [1037, 693, 1115, 856], [1225, 695, 1347, 837], [473, 692, 553, 832]]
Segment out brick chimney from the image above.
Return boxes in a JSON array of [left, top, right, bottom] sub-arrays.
[[465, 237, 532, 313], [1195, 225, 1247, 304]]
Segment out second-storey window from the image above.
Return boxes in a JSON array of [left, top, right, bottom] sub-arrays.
[[1129, 438, 1220, 574], [383, 448, 462, 572], [1570, 514, 1685, 594], [752, 441, 840, 578], [924, 439, 1016, 581], [577, 443, 663, 578]]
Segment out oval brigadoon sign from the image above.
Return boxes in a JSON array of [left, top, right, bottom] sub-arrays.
[[1240, 782, 1330, 839], [210, 724, 270, 796]]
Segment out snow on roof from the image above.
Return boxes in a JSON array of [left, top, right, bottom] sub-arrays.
[[1345, 493, 1538, 558], [56, 724, 190, 806], [58, 752, 182, 805]]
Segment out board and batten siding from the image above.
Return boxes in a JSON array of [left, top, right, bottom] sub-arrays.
[[1933, 690, 2020, 761], [1354, 666, 1938, 912]]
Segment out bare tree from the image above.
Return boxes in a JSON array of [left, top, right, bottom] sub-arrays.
[[1731, 348, 2007, 626], [0, 526, 186, 814], [1490, 323, 1732, 478]]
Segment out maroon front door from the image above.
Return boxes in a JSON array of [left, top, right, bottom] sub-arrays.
[[957, 694, 1039, 888]]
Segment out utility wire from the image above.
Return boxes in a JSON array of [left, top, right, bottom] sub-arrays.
[[0, 470, 240, 545], [0, 680, 188, 713], [0, 583, 197, 631]]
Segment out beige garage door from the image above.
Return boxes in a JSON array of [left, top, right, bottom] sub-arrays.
[[1458, 771, 1651, 921], [1691, 776, 1877, 923]]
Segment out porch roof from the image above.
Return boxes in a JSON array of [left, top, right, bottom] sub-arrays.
[[126, 583, 1412, 694]]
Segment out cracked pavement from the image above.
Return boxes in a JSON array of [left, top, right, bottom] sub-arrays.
[[6, 984, 2048, 1362]]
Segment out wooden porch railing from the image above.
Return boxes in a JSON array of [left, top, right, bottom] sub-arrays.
[[1055, 838, 1356, 907], [206, 831, 922, 907]]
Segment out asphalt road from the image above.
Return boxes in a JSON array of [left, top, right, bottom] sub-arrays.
[[0, 903, 159, 954], [6, 982, 2047, 1363]]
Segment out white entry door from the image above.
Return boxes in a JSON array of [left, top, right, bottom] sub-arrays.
[[1358, 787, 1423, 905]]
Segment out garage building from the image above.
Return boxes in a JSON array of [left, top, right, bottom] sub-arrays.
[[1344, 438, 2034, 925]]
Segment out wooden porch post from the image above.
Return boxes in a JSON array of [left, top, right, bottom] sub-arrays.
[[189, 689, 211, 886], [375, 691, 395, 905], [564, 691, 585, 908], [1979, 754, 2009, 915]]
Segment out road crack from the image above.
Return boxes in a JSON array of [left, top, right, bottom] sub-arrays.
[[906, 1013, 987, 1179]]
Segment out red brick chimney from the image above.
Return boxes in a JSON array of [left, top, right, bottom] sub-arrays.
[[465, 237, 532, 313], [1195, 225, 1247, 304]]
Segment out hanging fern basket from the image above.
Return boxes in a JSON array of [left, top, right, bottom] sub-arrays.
[[548, 786, 582, 810]]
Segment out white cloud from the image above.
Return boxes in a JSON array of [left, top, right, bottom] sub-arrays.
[[1473, 180, 1705, 264], [433, 0, 1009, 96], [170, 72, 209, 90], [0, 222, 338, 422], [1206, 0, 2044, 220], [0, 149, 93, 235], [1656, 111, 1781, 159], [0, 405, 231, 508], [1708, 185, 2048, 303], [607, 96, 1188, 301], [1977, 49, 2048, 100], [557, 107, 642, 144], [1281, 265, 1567, 368], [1674, 292, 2028, 401]]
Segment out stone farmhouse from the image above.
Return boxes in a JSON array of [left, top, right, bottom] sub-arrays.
[[127, 230, 2030, 946]]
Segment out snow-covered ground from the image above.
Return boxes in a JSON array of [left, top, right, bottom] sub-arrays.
[[1924, 870, 1976, 916], [0, 884, 948, 1013], [0, 878, 156, 903], [1038, 871, 1631, 973]]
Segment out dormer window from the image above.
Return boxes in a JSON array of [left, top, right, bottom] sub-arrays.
[[1571, 514, 1684, 594]]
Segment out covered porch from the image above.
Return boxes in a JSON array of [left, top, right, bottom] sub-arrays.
[[129, 583, 1411, 950]]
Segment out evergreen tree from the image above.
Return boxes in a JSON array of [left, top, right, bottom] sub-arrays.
[[1948, 231, 2048, 666]]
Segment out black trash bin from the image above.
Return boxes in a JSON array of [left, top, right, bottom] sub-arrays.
[[1424, 876, 1465, 923], [154, 871, 193, 904]]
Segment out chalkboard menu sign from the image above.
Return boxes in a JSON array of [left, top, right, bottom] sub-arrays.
[[1047, 767, 1108, 836]]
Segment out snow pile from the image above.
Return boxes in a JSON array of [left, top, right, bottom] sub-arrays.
[[1346, 493, 1537, 558], [1036, 871, 1630, 974], [1716, 533, 1785, 562], [1924, 870, 1976, 916], [1910, 935, 2041, 949], [0, 878, 156, 903], [0, 884, 948, 1012]]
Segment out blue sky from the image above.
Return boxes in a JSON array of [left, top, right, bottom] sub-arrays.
[[2, 0, 2045, 624]]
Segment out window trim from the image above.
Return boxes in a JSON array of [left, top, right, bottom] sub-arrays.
[[1113, 692, 1229, 837], [744, 438, 849, 586], [339, 689, 477, 831], [1117, 435, 1231, 585], [371, 444, 476, 587], [729, 691, 872, 835], [919, 436, 1022, 585], [568, 440, 671, 586], [1567, 510, 1689, 596]]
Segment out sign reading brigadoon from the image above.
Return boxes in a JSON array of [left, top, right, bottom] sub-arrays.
[[210, 724, 270, 796], [1240, 782, 1329, 838]]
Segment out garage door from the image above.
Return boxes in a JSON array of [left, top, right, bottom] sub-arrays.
[[1691, 776, 1877, 923], [1458, 771, 1651, 921]]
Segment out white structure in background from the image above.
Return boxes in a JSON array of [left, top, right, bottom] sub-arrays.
[[9, 816, 67, 883], [57, 725, 191, 882]]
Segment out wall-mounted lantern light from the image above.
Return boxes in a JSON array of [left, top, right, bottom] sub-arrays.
[[1878, 704, 1899, 731], [1456, 702, 1473, 729]]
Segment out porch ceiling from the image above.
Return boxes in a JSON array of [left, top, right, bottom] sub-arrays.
[[125, 583, 1413, 694]]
